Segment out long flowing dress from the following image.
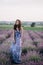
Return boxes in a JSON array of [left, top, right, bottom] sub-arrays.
[[10, 30, 22, 63]]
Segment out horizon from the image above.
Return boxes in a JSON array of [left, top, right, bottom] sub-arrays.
[[0, 21, 43, 23]]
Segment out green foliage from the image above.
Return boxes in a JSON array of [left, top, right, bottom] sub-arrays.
[[33, 41, 38, 47], [31, 22, 35, 27], [0, 38, 5, 44], [22, 48, 28, 55], [23, 26, 43, 31], [22, 47, 38, 53], [0, 24, 43, 31], [39, 47, 43, 55], [28, 46, 37, 51], [0, 24, 13, 30], [0, 51, 10, 65], [6, 34, 11, 38], [29, 55, 41, 62], [28, 47, 33, 51]]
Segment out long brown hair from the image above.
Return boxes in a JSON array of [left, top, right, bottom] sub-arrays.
[[14, 19, 21, 31]]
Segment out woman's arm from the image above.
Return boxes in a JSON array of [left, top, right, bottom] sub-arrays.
[[12, 30, 16, 43], [21, 27, 24, 44]]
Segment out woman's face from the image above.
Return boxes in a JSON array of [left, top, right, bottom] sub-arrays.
[[15, 21, 19, 25]]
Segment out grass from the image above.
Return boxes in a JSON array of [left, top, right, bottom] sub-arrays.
[[29, 55, 41, 62], [22, 47, 28, 55], [28, 46, 37, 51], [0, 24, 13, 30], [0, 24, 43, 31], [22, 46, 38, 52], [23, 26, 43, 31]]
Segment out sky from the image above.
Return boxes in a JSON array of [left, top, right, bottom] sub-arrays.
[[0, 0, 43, 21]]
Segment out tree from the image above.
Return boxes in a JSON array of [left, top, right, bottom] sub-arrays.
[[31, 22, 35, 27]]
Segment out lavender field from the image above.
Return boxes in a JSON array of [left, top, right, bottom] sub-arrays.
[[0, 25, 43, 65]]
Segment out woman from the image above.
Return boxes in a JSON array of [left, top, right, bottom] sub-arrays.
[[10, 19, 23, 64]]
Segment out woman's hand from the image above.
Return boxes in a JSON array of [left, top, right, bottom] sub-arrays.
[[21, 27, 24, 44]]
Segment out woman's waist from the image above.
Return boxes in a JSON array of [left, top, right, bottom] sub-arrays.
[[16, 39, 22, 45], [16, 35, 21, 38], [16, 39, 22, 43], [16, 37, 22, 40]]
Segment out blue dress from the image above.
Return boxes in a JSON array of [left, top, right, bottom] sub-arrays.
[[10, 30, 22, 63]]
